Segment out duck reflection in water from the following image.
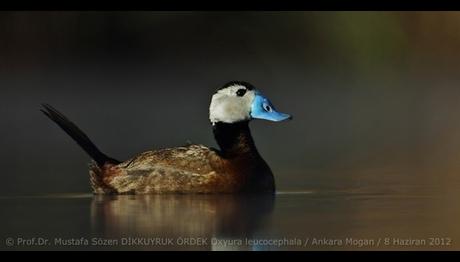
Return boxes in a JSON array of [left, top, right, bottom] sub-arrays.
[[90, 194, 275, 250]]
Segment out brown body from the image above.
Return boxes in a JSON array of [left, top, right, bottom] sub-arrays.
[[90, 122, 275, 194]]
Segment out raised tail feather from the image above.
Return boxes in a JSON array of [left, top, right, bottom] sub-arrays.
[[40, 104, 120, 166]]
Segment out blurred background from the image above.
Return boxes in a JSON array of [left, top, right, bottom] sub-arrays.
[[2, 11, 460, 195]]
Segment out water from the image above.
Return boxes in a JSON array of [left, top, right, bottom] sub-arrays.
[[1, 186, 459, 251]]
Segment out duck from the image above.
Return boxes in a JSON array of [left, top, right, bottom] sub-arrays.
[[41, 81, 291, 194]]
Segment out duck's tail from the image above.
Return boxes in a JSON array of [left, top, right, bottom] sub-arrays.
[[40, 104, 120, 166]]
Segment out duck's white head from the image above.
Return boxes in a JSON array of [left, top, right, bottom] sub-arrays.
[[209, 81, 292, 125]]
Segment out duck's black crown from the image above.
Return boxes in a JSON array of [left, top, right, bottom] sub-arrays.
[[217, 81, 255, 91]]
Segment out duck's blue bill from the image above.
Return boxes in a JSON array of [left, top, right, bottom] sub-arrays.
[[250, 92, 292, 122]]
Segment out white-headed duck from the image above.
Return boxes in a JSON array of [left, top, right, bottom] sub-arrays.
[[41, 81, 291, 194]]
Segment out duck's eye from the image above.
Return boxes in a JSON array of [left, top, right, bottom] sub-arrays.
[[263, 103, 272, 112], [236, 88, 246, 97]]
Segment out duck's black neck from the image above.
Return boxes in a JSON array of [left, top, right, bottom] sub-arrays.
[[212, 121, 259, 158]]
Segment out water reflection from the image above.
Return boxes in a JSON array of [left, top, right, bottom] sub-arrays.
[[2, 189, 460, 250], [90, 194, 275, 250]]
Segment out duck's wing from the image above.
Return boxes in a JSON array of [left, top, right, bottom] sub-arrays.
[[101, 145, 237, 194], [121, 144, 217, 173]]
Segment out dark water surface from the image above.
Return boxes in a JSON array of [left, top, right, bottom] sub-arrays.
[[1, 187, 459, 251]]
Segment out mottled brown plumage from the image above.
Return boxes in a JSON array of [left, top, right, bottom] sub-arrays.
[[90, 122, 274, 194], [90, 145, 237, 194]]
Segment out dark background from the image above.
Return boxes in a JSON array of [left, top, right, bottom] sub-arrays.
[[2, 11, 460, 195]]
